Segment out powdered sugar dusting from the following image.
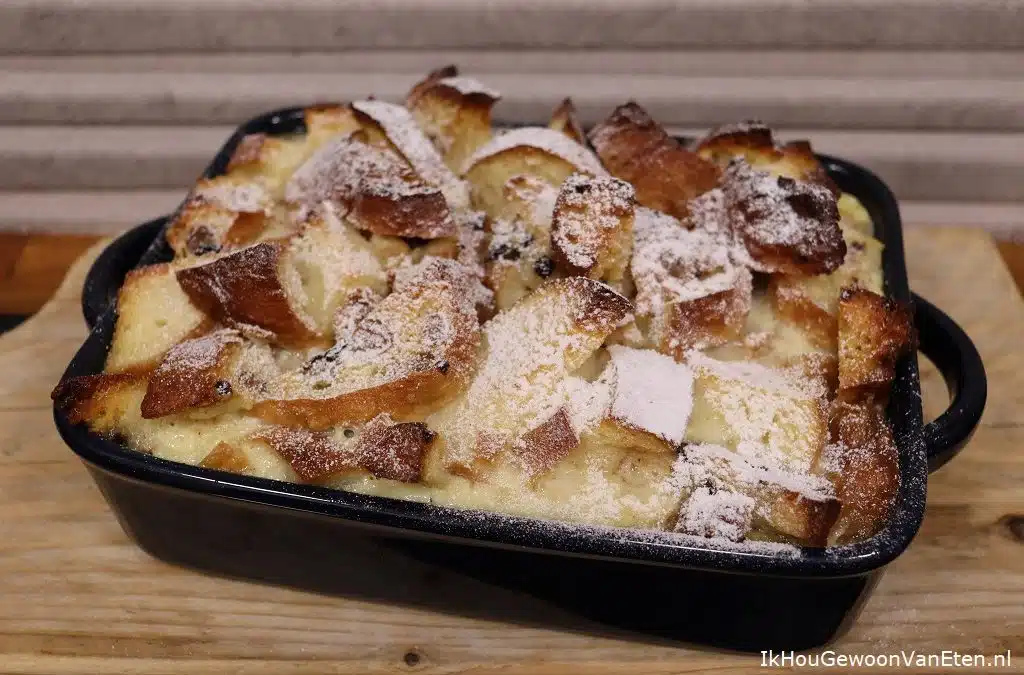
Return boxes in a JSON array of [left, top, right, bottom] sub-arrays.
[[631, 206, 743, 316], [351, 100, 470, 209], [160, 328, 242, 372], [605, 345, 694, 446], [462, 127, 608, 177], [437, 76, 501, 100], [551, 173, 634, 270], [724, 159, 843, 272], [195, 180, 271, 214]]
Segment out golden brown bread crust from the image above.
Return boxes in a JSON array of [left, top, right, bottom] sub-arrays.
[[837, 286, 916, 399], [562, 277, 634, 337], [140, 329, 243, 419], [513, 407, 579, 476], [252, 259, 482, 430], [725, 162, 846, 275], [286, 133, 456, 239], [351, 99, 471, 209], [694, 121, 839, 196], [255, 416, 435, 483], [549, 98, 586, 145], [827, 400, 900, 545], [200, 442, 251, 472], [51, 371, 146, 425], [255, 427, 361, 483], [770, 277, 838, 350], [550, 172, 635, 281], [175, 241, 319, 347], [762, 489, 841, 547], [356, 417, 436, 483], [588, 102, 721, 220], [405, 65, 499, 172], [658, 272, 753, 358]]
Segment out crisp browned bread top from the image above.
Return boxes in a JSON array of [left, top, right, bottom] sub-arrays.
[[588, 102, 721, 220]]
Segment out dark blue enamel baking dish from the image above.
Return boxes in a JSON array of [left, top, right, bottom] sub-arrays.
[[57, 107, 986, 651]]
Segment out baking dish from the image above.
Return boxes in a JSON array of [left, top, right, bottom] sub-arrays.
[[56, 107, 986, 651]]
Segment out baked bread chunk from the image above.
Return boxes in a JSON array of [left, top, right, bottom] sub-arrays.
[[589, 102, 720, 220], [406, 65, 500, 173], [694, 121, 838, 196], [54, 67, 912, 551]]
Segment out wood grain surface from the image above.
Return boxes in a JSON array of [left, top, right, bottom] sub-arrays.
[[0, 228, 1021, 674]]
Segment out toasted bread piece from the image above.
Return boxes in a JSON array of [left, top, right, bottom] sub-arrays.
[[484, 175, 560, 311], [352, 99, 471, 210], [725, 161, 846, 275], [304, 104, 365, 146], [685, 353, 828, 472], [406, 65, 500, 173], [771, 224, 884, 349], [223, 132, 311, 195], [254, 426, 362, 483], [550, 172, 635, 283], [199, 441, 251, 472], [675, 486, 755, 542], [588, 102, 720, 220], [757, 487, 841, 546], [252, 257, 482, 429], [254, 413, 435, 484], [671, 441, 837, 545], [176, 240, 319, 347], [425, 277, 632, 477], [355, 414, 436, 483], [694, 121, 838, 196], [548, 98, 586, 145], [463, 127, 607, 216], [288, 208, 388, 334], [51, 371, 148, 431], [837, 286, 916, 399], [827, 400, 900, 544], [587, 345, 694, 454], [286, 132, 456, 239], [512, 407, 580, 476], [631, 207, 752, 357], [140, 329, 244, 419], [106, 262, 211, 373], [166, 175, 277, 258]]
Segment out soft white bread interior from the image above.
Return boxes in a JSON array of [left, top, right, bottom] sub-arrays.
[[463, 127, 607, 218], [106, 262, 210, 373], [406, 65, 501, 173]]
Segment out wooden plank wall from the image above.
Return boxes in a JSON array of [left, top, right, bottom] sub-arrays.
[[0, 0, 1021, 236]]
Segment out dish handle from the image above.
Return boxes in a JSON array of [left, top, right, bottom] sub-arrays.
[[912, 293, 987, 472], [82, 216, 169, 329]]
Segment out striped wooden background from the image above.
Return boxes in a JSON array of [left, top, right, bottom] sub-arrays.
[[1, 0, 1021, 236]]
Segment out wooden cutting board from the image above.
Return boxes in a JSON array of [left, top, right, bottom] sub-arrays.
[[1, 227, 1021, 675]]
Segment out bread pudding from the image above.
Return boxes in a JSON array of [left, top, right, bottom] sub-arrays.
[[53, 67, 916, 550]]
